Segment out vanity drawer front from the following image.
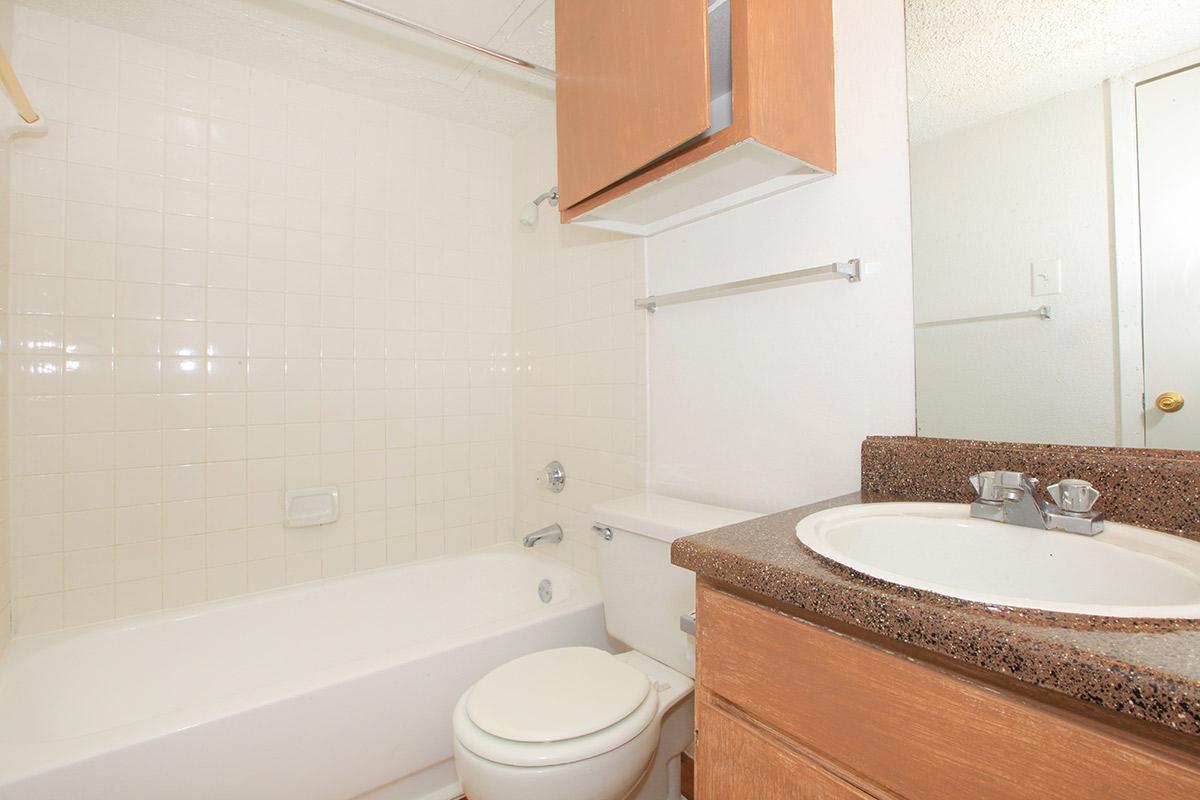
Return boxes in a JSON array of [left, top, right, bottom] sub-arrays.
[[697, 698, 877, 800], [696, 583, 1200, 800]]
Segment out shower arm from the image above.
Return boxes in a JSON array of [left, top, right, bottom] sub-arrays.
[[327, 0, 557, 82]]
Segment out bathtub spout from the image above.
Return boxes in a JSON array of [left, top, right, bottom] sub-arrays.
[[522, 523, 563, 548]]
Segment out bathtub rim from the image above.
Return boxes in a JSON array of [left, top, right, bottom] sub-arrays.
[[0, 544, 604, 785], [2, 542, 593, 656]]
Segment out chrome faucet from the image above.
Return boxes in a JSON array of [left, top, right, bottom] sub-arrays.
[[968, 471, 1104, 535], [522, 523, 564, 548]]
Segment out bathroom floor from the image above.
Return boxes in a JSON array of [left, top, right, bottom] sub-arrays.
[[461, 755, 693, 800]]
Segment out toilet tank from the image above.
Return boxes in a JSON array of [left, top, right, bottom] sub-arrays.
[[592, 494, 759, 677]]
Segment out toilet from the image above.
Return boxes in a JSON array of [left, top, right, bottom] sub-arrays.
[[452, 494, 759, 800]]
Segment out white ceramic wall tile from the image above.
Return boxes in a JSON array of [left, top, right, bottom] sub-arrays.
[[510, 111, 647, 576], [0, 34, 10, 648], [7, 9, 515, 635]]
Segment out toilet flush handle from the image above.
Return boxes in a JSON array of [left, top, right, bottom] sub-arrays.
[[679, 611, 696, 636]]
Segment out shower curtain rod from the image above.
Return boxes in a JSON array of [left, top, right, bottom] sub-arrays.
[[328, 0, 557, 82], [0, 46, 39, 123]]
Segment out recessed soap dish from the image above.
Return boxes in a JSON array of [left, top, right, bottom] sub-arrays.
[[284, 487, 340, 528]]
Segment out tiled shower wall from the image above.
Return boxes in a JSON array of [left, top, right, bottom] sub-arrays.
[[511, 110, 647, 574], [6, 7, 514, 635], [0, 93, 10, 649]]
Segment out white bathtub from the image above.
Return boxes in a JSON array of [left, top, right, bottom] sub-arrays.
[[0, 546, 608, 800]]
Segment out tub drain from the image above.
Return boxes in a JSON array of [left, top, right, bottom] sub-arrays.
[[538, 578, 553, 604]]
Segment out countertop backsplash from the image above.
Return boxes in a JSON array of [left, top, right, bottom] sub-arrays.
[[861, 436, 1200, 540]]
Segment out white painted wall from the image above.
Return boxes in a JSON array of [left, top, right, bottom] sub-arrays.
[[646, 0, 916, 513], [911, 85, 1118, 446], [510, 109, 648, 574]]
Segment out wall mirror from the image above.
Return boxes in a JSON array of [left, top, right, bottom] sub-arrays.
[[905, 2, 1200, 449]]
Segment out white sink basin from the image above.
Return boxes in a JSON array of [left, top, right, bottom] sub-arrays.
[[795, 502, 1200, 618]]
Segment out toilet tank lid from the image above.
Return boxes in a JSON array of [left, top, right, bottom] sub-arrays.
[[592, 493, 759, 544]]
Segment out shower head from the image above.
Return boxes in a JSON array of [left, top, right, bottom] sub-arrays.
[[520, 186, 559, 228]]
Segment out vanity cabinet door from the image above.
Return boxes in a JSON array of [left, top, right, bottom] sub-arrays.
[[554, 0, 712, 209], [696, 698, 878, 800], [696, 582, 1200, 800]]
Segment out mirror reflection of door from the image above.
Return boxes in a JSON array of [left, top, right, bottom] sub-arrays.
[[906, 3, 1200, 451], [1137, 64, 1200, 449]]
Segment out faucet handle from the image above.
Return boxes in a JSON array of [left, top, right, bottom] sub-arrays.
[[968, 471, 1006, 502], [1047, 479, 1100, 514], [536, 460, 566, 493], [970, 470, 1038, 503]]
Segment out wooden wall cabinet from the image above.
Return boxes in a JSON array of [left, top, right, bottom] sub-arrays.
[[554, 0, 835, 236], [694, 581, 1200, 800]]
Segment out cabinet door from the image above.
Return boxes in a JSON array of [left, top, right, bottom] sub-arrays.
[[555, 0, 712, 209], [696, 700, 878, 800], [697, 583, 1200, 800]]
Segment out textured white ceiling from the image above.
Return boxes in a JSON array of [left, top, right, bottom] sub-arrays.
[[907, 0, 1200, 142], [18, 0, 557, 133]]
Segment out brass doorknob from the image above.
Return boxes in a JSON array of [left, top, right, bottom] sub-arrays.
[[1156, 392, 1185, 413]]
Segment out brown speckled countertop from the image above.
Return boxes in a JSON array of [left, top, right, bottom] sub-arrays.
[[672, 493, 1200, 738]]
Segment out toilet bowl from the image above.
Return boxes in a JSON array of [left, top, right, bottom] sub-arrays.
[[451, 494, 758, 800], [453, 648, 694, 800]]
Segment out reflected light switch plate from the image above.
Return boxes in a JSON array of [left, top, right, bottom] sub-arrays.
[[1031, 259, 1063, 296]]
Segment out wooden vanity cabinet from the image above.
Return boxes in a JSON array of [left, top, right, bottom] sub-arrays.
[[554, 0, 835, 236], [697, 700, 874, 800], [694, 581, 1200, 800]]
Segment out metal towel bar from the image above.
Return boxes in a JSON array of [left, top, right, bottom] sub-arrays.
[[634, 259, 862, 312], [915, 305, 1052, 328]]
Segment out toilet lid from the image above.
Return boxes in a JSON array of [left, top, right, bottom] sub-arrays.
[[453, 682, 659, 768], [466, 647, 651, 742]]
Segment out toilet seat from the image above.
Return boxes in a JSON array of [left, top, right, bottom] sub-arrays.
[[454, 648, 660, 768], [467, 647, 651, 742]]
